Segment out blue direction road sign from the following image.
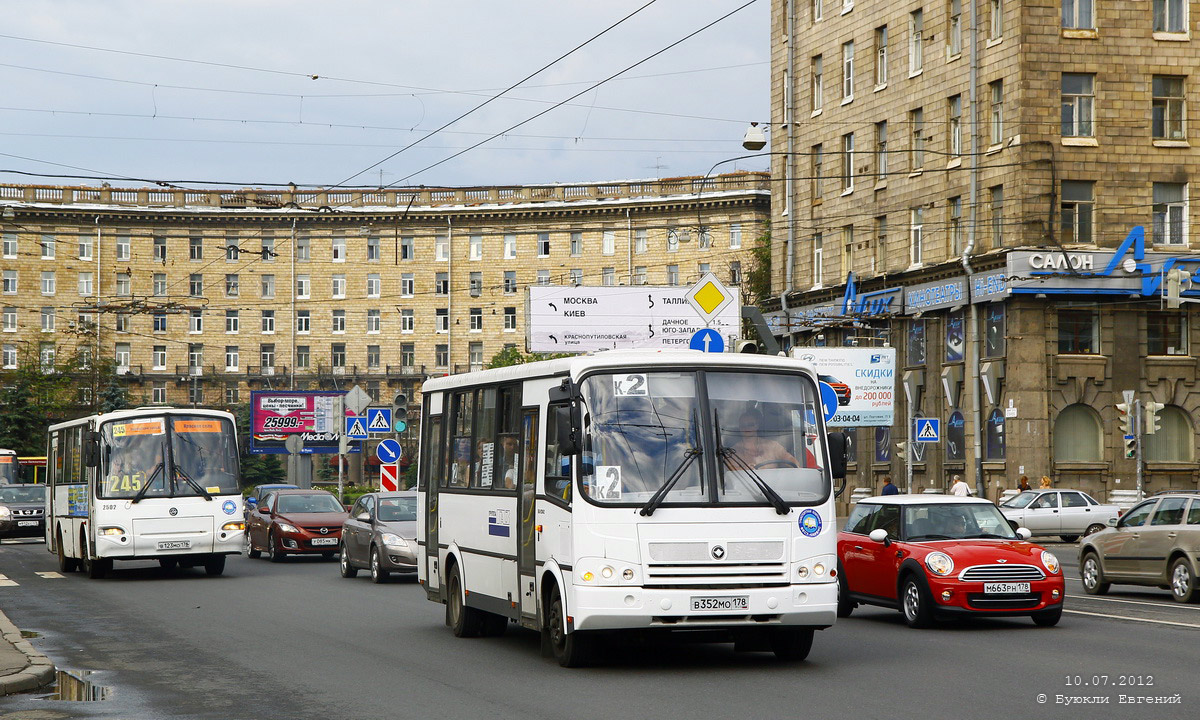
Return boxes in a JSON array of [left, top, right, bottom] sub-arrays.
[[689, 328, 725, 353], [345, 415, 369, 439], [915, 418, 941, 442], [366, 407, 392, 433], [818, 382, 839, 422], [376, 438, 403, 464]]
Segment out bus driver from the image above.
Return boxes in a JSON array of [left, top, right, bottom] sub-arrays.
[[729, 409, 799, 469]]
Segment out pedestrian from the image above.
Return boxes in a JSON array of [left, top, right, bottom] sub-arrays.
[[880, 474, 899, 496], [1039, 475, 1052, 489], [950, 474, 971, 496], [1017, 475, 1031, 492]]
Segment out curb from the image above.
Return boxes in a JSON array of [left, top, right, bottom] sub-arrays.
[[0, 608, 55, 695]]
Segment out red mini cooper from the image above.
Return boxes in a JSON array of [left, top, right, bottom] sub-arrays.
[[837, 496, 1065, 628]]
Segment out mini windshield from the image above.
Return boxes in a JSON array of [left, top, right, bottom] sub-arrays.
[[579, 369, 828, 507], [902, 503, 1018, 541], [276, 493, 343, 514], [378, 497, 417, 522], [0, 485, 44, 503], [100, 415, 238, 499], [1001, 491, 1037, 508]]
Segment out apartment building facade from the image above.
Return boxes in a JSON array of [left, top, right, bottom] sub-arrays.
[[769, 0, 1200, 501]]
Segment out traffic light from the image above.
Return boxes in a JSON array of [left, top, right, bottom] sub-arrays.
[[1166, 267, 1193, 309], [1123, 435, 1136, 458], [895, 440, 909, 458], [1116, 402, 1134, 436], [735, 339, 760, 353], [1144, 401, 1165, 435], [392, 392, 409, 433]]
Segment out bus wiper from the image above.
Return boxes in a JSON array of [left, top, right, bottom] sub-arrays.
[[130, 463, 164, 504], [639, 410, 700, 517], [174, 467, 213, 501], [713, 411, 789, 515]]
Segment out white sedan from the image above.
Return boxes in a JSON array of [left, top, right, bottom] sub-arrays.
[[999, 490, 1119, 542]]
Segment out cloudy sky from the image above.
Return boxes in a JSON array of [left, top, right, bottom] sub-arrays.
[[0, 0, 769, 190]]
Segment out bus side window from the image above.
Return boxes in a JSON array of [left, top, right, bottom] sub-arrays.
[[48, 431, 60, 486], [419, 414, 442, 491], [545, 403, 571, 504]]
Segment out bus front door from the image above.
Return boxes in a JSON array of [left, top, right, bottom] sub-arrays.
[[517, 408, 539, 623]]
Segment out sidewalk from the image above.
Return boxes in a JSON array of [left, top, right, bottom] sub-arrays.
[[0, 607, 55, 695]]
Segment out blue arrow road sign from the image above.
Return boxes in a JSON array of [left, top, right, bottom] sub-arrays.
[[689, 328, 725, 353], [345, 416, 369, 439], [366, 407, 392, 433], [915, 418, 941, 442], [818, 382, 839, 423], [376, 438, 403, 464]]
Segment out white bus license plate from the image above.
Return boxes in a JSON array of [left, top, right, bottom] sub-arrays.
[[17, 520, 39, 527], [690, 596, 750, 612], [983, 582, 1030, 594], [158, 540, 191, 551], [310, 537, 338, 546]]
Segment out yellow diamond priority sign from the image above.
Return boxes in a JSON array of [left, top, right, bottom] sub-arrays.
[[685, 272, 736, 323]]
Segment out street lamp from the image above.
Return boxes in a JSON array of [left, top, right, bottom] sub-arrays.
[[742, 122, 767, 151]]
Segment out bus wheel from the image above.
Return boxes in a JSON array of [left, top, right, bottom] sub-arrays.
[[82, 538, 110, 580], [769, 627, 814, 661], [56, 530, 79, 573], [446, 563, 483, 638], [204, 555, 226, 577], [547, 590, 591, 667]]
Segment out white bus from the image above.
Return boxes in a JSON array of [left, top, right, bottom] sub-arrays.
[[0, 449, 16, 485], [417, 350, 846, 666], [46, 407, 244, 578]]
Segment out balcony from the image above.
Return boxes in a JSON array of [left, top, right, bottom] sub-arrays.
[[114, 364, 142, 378], [174, 364, 216, 381], [246, 365, 288, 379], [385, 364, 428, 383]]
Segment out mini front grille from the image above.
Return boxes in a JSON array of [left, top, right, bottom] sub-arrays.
[[958, 564, 1045, 582], [966, 592, 1042, 610]]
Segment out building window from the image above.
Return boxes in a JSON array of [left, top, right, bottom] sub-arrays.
[[811, 55, 823, 112], [469, 307, 483, 331], [261, 274, 275, 298], [117, 273, 132, 296], [908, 10, 923, 75], [396, 308, 411, 333], [634, 266, 647, 285], [948, 0, 963, 54], [261, 310, 275, 334], [948, 95, 962, 158], [153, 313, 166, 332], [296, 310, 310, 334], [190, 310, 203, 334], [362, 309, 379, 334], [152, 346, 167, 370], [537, 232, 550, 257], [152, 236, 165, 262], [909, 209, 924, 265], [1148, 312, 1187, 355], [842, 41, 855, 101], [1061, 180, 1094, 243], [189, 235, 203, 260], [152, 382, 167, 404], [189, 274, 203, 297], [295, 234, 310, 261], [154, 273, 167, 296], [296, 275, 310, 299], [729, 261, 742, 285], [115, 234, 131, 261], [261, 234, 275, 262], [1, 271, 15, 295], [331, 274, 346, 299], [1061, 73, 1094, 138], [367, 345, 380, 369], [813, 0, 823, 20], [331, 343, 346, 369], [1063, 0, 1094, 28], [1153, 0, 1186, 33], [469, 342, 484, 372], [41, 271, 55, 295], [435, 233, 449, 261], [38, 234, 54, 260], [874, 26, 888, 86], [1152, 76, 1185, 140], [503, 271, 517, 294], [225, 346, 240, 372], [366, 234, 380, 261], [990, 185, 1005, 246], [841, 133, 855, 192], [503, 233, 516, 259], [469, 233, 483, 261], [331, 235, 345, 262], [401, 273, 414, 297], [332, 310, 346, 334], [569, 231, 582, 257], [1, 306, 14, 331], [635, 229, 648, 254], [1, 233, 14, 259], [874, 121, 888, 182], [990, 80, 1004, 145], [1053, 404, 1102, 462], [40, 308, 54, 332], [400, 235, 414, 260], [295, 345, 310, 370], [667, 265, 680, 286], [603, 229, 616, 255], [367, 273, 381, 298], [1144, 405, 1194, 461], [469, 272, 482, 297], [874, 216, 888, 273], [602, 267, 616, 286], [909, 109, 924, 170], [435, 344, 449, 368], [949, 197, 963, 255], [841, 226, 854, 275], [115, 313, 129, 333], [436, 308, 448, 333], [729, 223, 742, 249], [989, 0, 1004, 39], [537, 270, 550, 285], [504, 307, 517, 330], [1153, 182, 1187, 245], [812, 143, 824, 199], [985, 408, 1006, 459], [435, 273, 449, 295], [813, 232, 825, 286], [225, 274, 239, 297], [226, 310, 239, 334], [1058, 309, 1098, 353], [226, 241, 240, 262], [400, 343, 415, 369]]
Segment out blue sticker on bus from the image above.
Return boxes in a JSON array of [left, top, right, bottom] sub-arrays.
[[488, 509, 511, 537], [222, 500, 237, 515], [798, 509, 822, 537]]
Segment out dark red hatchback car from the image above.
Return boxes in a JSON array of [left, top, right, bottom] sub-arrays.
[[246, 488, 349, 562], [837, 496, 1065, 627]]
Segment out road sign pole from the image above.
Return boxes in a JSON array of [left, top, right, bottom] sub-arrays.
[[337, 448, 344, 507], [1134, 397, 1144, 499]]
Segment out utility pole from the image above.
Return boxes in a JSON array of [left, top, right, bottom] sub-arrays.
[[1134, 397, 1144, 499]]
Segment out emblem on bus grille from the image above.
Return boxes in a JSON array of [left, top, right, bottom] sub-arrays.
[[169, 508, 178, 516], [711, 545, 725, 560]]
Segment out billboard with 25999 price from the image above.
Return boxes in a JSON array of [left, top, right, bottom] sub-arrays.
[[249, 390, 360, 454], [790, 347, 896, 427]]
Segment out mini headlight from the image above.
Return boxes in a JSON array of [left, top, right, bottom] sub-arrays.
[[601, 566, 614, 579], [276, 522, 300, 534], [925, 552, 955, 576], [381, 532, 408, 549], [221, 521, 245, 531], [1041, 551, 1060, 574], [99, 526, 125, 536]]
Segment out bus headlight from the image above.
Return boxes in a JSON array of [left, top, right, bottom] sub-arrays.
[[381, 532, 408, 550], [601, 566, 614, 579], [99, 526, 125, 536], [221, 521, 245, 532]]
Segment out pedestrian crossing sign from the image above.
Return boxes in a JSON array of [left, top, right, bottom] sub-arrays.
[[366, 407, 392, 433], [345, 416, 368, 439], [915, 418, 940, 442]]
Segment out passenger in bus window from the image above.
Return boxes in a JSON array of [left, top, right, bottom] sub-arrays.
[[730, 409, 799, 469], [500, 435, 519, 489]]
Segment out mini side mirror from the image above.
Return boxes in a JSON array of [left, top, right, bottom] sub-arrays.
[[1015, 527, 1032, 540], [868, 528, 890, 546]]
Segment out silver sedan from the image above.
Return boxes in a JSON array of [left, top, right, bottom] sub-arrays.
[[999, 489, 1119, 542], [339, 491, 418, 583]]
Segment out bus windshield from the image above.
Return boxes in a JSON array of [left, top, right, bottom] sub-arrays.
[[579, 370, 828, 507], [0, 454, 16, 484], [100, 415, 238, 499]]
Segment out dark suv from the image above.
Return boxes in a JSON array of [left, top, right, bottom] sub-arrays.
[[1079, 491, 1200, 603], [246, 488, 348, 562], [0, 484, 46, 542]]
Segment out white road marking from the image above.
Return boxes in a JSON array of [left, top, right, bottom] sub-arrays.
[[1065, 577, 1200, 610], [0, 580, 16, 587], [35, 572, 64, 579], [1064, 609, 1200, 630]]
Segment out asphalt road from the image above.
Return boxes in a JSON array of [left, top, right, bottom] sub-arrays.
[[0, 539, 1195, 720]]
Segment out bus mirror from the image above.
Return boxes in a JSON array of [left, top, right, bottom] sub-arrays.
[[555, 406, 579, 456], [826, 432, 847, 480], [83, 432, 101, 468], [549, 378, 580, 404]]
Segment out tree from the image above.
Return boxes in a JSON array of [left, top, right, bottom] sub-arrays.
[[0, 346, 87, 455], [743, 221, 773, 307], [486, 346, 571, 369]]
